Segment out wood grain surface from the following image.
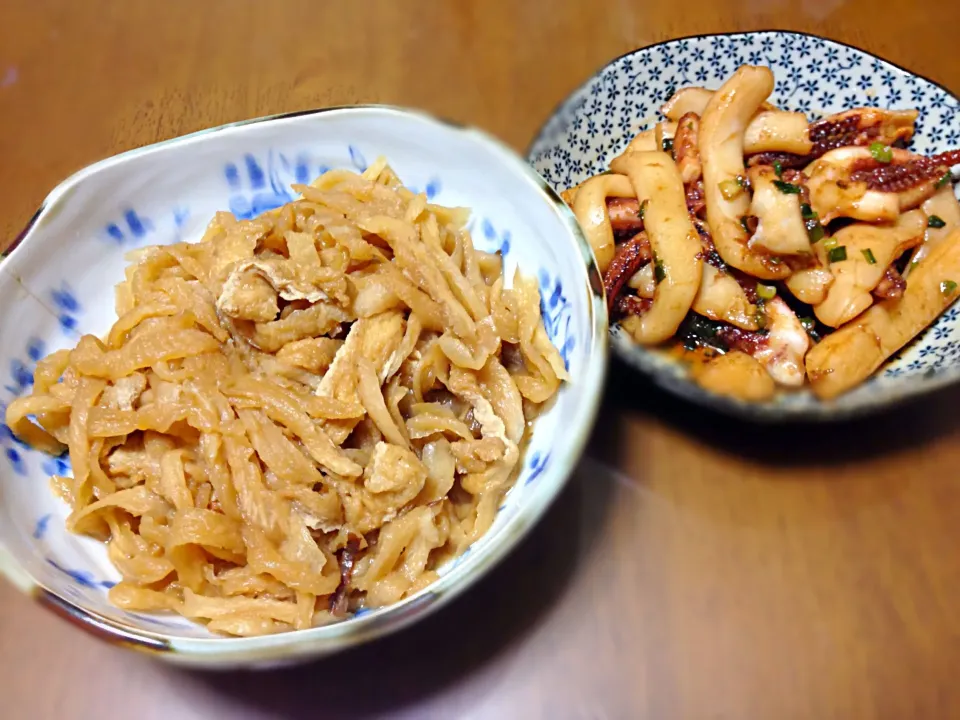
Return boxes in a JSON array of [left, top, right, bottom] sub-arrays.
[[2, 1, 960, 718]]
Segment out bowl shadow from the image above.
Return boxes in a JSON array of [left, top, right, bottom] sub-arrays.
[[600, 356, 960, 468], [179, 448, 615, 719]]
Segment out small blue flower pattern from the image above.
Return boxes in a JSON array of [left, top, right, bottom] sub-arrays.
[[528, 30, 960, 392]]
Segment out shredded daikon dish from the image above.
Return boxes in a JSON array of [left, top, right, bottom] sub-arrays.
[[6, 157, 568, 636]]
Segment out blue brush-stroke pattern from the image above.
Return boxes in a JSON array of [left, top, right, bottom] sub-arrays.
[[41, 454, 71, 477], [1, 339, 41, 474], [5, 446, 25, 476], [278, 152, 311, 186], [4, 358, 32, 395], [4, 337, 45, 395], [26, 338, 45, 363], [450, 547, 472, 570], [47, 559, 115, 590], [472, 217, 572, 368], [482, 218, 496, 240], [225, 153, 294, 220], [50, 285, 82, 335], [224, 151, 323, 220], [348, 145, 368, 172], [245, 154, 266, 189], [409, 177, 443, 201], [477, 218, 511, 256], [538, 270, 574, 371], [2, 335, 75, 476], [525, 451, 550, 486], [127, 612, 178, 628], [33, 513, 52, 540], [173, 206, 190, 228], [0, 419, 23, 447], [105, 209, 153, 245]]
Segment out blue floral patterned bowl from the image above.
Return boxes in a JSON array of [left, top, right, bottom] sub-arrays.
[[0, 106, 607, 667], [528, 31, 960, 421]]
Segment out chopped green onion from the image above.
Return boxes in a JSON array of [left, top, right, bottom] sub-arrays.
[[654, 257, 666, 283], [754, 306, 768, 331], [719, 179, 743, 200], [800, 316, 822, 343], [773, 180, 802, 194], [936, 172, 952, 189], [861, 248, 877, 264], [823, 237, 839, 251], [756, 283, 777, 300], [928, 215, 947, 229], [639, 199, 649, 221], [869, 142, 893, 163], [941, 280, 958, 296], [802, 202, 825, 243], [736, 174, 747, 188], [828, 246, 848, 263], [773, 160, 783, 178], [662, 137, 674, 152]]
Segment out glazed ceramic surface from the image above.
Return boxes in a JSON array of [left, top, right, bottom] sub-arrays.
[[529, 31, 960, 420], [0, 106, 607, 667]]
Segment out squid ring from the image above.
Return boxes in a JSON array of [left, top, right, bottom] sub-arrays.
[[610, 150, 702, 344]]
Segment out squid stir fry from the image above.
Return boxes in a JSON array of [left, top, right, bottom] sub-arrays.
[[564, 65, 960, 401]]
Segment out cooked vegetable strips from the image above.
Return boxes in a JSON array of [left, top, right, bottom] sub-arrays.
[[5, 159, 567, 636]]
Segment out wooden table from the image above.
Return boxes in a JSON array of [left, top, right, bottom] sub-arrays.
[[2, 1, 960, 718]]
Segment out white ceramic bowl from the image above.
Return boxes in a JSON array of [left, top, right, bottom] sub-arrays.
[[528, 31, 960, 421], [0, 106, 607, 667]]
